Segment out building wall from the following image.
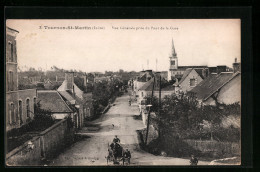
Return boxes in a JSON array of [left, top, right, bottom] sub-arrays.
[[168, 69, 186, 81], [6, 29, 19, 132], [134, 81, 146, 92], [179, 69, 203, 93], [203, 74, 241, 106], [18, 89, 37, 127], [217, 74, 241, 105], [6, 93, 19, 131], [138, 90, 175, 104]]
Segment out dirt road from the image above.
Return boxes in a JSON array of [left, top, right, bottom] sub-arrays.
[[50, 92, 209, 166]]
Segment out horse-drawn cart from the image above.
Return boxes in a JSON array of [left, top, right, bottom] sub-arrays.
[[106, 143, 130, 165]]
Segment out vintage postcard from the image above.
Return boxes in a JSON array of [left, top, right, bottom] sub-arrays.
[[5, 19, 241, 166]]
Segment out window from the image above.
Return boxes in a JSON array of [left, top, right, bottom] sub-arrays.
[[33, 97, 37, 105], [10, 103, 15, 124], [171, 60, 175, 65], [190, 79, 196, 87], [8, 71, 14, 91], [9, 42, 14, 62], [18, 100, 23, 124], [33, 97, 37, 111], [26, 99, 30, 118]]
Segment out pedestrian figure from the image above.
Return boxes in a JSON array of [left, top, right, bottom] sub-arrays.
[[112, 124, 114, 128], [190, 154, 198, 166], [123, 149, 131, 164]]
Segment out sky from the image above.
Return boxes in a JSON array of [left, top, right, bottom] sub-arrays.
[[6, 19, 241, 73]]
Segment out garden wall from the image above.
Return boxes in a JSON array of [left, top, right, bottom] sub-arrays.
[[183, 139, 240, 155], [6, 118, 74, 166]]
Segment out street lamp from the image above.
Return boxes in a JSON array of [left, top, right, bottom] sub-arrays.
[[146, 104, 152, 111]]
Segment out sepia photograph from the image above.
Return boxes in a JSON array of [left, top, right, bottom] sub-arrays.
[[5, 19, 241, 166]]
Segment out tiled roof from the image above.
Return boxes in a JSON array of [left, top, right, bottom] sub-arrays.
[[178, 68, 193, 85], [189, 72, 241, 101], [139, 77, 172, 91], [138, 78, 154, 91], [58, 91, 75, 102], [178, 66, 208, 69], [194, 69, 205, 79], [37, 90, 73, 113], [137, 73, 148, 82]]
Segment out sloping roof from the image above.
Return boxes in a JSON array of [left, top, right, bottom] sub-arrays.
[[178, 68, 193, 85], [57, 80, 68, 91], [138, 77, 172, 91], [189, 72, 241, 101], [138, 78, 154, 91], [37, 90, 73, 113], [137, 73, 148, 82], [67, 90, 84, 104], [194, 69, 205, 79], [58, 90, 75, 103]]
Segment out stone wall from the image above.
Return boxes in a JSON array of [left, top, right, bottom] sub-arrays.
[[184, 139, 240, 155], [6, 119, 75, 166], [6, 136, 42, 166]]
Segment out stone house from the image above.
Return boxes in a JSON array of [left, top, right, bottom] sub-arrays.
[[173, 68, 205, 93], [6, 27, 38, 131], [6, 27, 19, 131], [17, 89, 37, 127], [37, 90, 75, 120], [189, 71, 241, 106], [57, 72, 94, 128], [133, 70, 154, 97], [138, 75, 174, 104]]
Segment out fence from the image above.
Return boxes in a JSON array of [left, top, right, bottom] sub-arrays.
[[6, 118, 74, 166], [184, 139, 240, 155]]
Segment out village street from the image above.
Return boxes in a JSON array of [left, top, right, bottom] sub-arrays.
[[50, 92, 210, 166]]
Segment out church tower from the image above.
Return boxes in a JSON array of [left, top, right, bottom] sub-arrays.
[[168, 39, 178, 81]]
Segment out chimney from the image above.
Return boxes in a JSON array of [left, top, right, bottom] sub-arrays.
[[233, 58, 240, 73], [65, 72, 74, 90]]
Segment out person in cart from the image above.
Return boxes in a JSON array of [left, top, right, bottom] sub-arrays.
[[113, 135, 120, 144]]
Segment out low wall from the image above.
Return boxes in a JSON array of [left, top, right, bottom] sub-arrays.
[[184, 139, 240, 155], [6, 119, 75, 166], [40, 119, 74, 159], [6, 136, 42, 166]]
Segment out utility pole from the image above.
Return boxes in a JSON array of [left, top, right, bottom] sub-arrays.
[[145, 77, 155, 145], [158, 75, 161, 138], [158, 75, 161, 112]]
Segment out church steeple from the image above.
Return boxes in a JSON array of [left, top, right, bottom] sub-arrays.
[[168, 38, 178, 81], [172, 38, 177, 57]]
